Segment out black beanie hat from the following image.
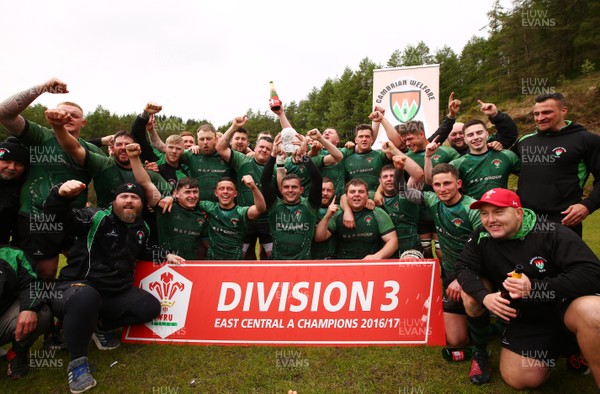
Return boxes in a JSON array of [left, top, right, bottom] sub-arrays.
[[0, 138, 29, 166], [113, 182, 146, 203]]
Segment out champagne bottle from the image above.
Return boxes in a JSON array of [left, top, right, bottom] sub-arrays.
[[269, 81, 282, 111], [441, 347, 472, 362], [500, 264, 524, 320]]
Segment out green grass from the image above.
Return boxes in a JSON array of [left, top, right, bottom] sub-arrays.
[[4, 212, 600, 393]]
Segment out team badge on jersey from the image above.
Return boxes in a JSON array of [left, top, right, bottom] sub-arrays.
[[529, 256, 547, 273], [366, 157, 373, 164], [432, 154, 441, 163], [491, 159, 502, 168], [452, 218, 463, 227], [136, 230, 145, 244], [364, 215, 373, 225], [230, 218, 239, 227], [552, 147, 566, 157]]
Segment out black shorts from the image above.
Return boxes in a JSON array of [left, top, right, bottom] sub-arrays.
[[17, 213, 72, 261], [243, 219, 272, 244], [501, 299, 578, 363], [442, 269, 465, 315]]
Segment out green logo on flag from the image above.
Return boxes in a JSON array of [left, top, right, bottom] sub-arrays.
[[390, 90, 421, 123]]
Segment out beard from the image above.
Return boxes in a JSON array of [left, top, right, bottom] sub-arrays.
[[113, 203, 141, 223]]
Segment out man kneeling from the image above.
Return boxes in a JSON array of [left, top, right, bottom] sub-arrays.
[[456, 188, 600, 389], [44, 180, 182, 394]]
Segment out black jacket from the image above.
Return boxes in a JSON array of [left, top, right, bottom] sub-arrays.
[[0, 178, 23, 244], [0, 246, 42, 316], [44, 185, 163, 295], [456, 219, 600, 321], [513, 122, 600, 214]]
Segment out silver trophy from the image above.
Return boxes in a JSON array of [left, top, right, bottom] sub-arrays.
[[281, 127, 299, 154]]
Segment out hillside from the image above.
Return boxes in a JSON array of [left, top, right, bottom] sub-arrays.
[[486, 70, 600, 135]]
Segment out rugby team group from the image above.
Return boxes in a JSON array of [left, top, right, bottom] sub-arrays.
[[0, 78, 599, 392]]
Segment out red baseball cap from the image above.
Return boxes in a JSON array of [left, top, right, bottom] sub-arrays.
[[470, 188, 522, 209]]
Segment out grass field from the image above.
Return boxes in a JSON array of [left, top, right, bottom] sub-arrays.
[[3, 212, 600, 393]]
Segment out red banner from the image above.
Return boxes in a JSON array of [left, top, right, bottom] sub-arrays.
[[123, 260, 445, 346]]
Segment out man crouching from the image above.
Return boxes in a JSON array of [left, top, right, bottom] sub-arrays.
[[43, 180, 183, 393]]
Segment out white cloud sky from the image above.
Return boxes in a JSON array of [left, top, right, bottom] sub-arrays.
[[0, 0, 513, 129]]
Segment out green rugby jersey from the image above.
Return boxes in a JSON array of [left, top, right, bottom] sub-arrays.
[[422, 192, 481, 272], [317, 148, 346, 198], [152, 150, 190, 192], [183, 151, 234, 202], [199, 201, 249, 260], [328, 207, 395, 259], [85, 152, 170, 208], [406, 147, 460, 192], [155, 203, 208, 259], [344, 149, 389, 192], [284, 155, 324, 197], [311, 206, 336, 259], [407, 146, 459, 222], [269, 197, 318, 260], [229, 151, 275, 224], [19, 121, 104, 215], [382, 193, 420, 254], [450, 149, 520, 199]]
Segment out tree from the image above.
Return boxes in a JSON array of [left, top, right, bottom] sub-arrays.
[[402, 41, 434, 66]]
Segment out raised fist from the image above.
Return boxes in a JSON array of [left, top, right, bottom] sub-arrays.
[[369, 111, 384, 122], [393, 154, 406, 170], [126, 143, 142, 158], [241, 174, 256, 188], [45, 109, 71, 127], [41, 78, 68, 95], [58, 180, 86, 197], [306, 128, 322, 140], [144, 102, 163, 115]]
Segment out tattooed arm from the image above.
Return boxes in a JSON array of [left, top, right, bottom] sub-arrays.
[[0, 78, 69, 136]]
